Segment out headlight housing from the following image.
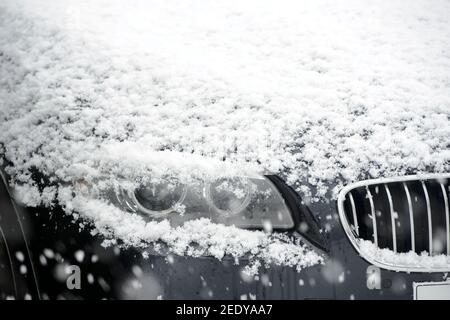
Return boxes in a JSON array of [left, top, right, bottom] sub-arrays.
[[103, 173, 328, 253], [111, 175, 295, 230]]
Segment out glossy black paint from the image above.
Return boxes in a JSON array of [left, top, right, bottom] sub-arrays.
[[0, 176, 447, 300]]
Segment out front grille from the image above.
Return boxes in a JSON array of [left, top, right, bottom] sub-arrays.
[[338, 174, 450, 272]]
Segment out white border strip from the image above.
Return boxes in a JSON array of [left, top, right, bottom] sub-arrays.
[[413, 281, 450, 300]]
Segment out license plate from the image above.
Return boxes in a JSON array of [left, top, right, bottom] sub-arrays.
[[414, 281, 450, 300]]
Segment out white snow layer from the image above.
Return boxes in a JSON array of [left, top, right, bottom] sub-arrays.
[[359, 240, 450, 270], [0, 0, 449, 269]]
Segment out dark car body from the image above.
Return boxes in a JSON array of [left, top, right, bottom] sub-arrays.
[[0, 170, 448, 300]]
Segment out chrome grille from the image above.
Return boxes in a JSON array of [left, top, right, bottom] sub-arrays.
[[338, 174, 450, 272]]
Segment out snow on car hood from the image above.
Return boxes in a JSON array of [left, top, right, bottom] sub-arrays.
[[0, 0, 449, 271]]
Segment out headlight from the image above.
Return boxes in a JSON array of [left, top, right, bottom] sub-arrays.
[[111, 175, 295, 230]]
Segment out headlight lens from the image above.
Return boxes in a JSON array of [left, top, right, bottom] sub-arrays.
[[205, 177, 252, 216], [132, 181, 187, 218], [112, 175, 294, 230]]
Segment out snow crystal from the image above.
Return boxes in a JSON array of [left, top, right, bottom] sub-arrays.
[[321, 259, 345, 284], [15, 251, 25, 262], [131, 265, 143, 277], [74, 250, 85, 263], [39, 255, 47, 266], [260, 274, 271, 287], [0, 0, 449, 271], [43, 248, 55, 259], [87, 273, 94, 284], [240, 269, 255, 283], [19, 265, 27, 275], [98, 277, 111, 292]]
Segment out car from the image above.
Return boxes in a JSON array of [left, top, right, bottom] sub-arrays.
[[0, 0, 449, 301], [1, 168, 449, 300]]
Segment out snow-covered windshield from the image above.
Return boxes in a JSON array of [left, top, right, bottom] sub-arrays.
[[0, 0, 449, 272]]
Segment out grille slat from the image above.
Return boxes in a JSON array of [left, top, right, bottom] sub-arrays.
[[366, 186, 378, 247], [349, 192, 359, 236], [403, 182, 416, 252], [338, 174, 450, 272], [384, 184, 397, 253], [440, 183, 450, 255], [421, 181, 433, 255]]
